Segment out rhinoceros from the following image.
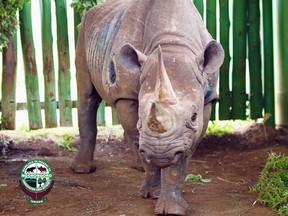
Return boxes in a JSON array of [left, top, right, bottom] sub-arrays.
[[71, 0, 224, 215]]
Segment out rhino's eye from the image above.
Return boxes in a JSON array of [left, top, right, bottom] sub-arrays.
[[191, 112, 197, 122], [186, 113, 198, 131]]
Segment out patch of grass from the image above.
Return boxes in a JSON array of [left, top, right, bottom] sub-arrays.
[[61, 132, 77, 152], [38, 128, 78, 152], [97, 125, 124, 139], [0, 128, 79, 152], [18, 124, 30, 133], [205, 120, 254, 136], [251, 153, 288, 215]]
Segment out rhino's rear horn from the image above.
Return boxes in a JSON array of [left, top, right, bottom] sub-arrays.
[[154, 46, 178, 105]]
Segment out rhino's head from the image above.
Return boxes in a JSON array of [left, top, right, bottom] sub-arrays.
[[119, 42, 224, 168]]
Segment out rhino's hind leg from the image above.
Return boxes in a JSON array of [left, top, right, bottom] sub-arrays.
[[116, 100, 143, 171], [71, 85, 101, 173], [71, 83, 102, 173], [71, 26, 102, 173], [155, 158, 189, 216]]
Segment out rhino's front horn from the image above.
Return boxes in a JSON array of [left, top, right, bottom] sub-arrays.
[[154, 46, 178, 105], [147, 102, 174, 133]]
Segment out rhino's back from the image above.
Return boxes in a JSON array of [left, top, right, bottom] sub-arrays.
[[84, 0, 125, 67], [82, 0, 147, 106], [80, 0, 213, 106]]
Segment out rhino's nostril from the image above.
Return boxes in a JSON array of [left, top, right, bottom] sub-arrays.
[[139, 148, 152, 163], [174, 151, 184, 162], [139, 148, 146, 155]]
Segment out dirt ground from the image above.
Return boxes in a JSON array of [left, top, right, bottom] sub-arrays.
[[0, 124, 288, 216]]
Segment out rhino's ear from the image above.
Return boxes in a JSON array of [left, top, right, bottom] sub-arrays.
[[197, 40, 225, 74], [119, 43, 148, 73], [198, 41, 224, 105]]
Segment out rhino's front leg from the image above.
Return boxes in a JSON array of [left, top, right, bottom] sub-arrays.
[[116, 100, 143, 171], [155, 158, 189, 216], [141, 162, 161, 199]]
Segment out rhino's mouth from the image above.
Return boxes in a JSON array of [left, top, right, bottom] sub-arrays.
[[139, 144, 186, 168]]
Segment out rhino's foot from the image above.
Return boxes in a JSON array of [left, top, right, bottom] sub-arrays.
[[155, 194, 189, 216], [70, 162, 96, 174], [141, 184, 160, 199]]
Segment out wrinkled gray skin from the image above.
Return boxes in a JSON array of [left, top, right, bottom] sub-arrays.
[[71, 0, 224, 215]]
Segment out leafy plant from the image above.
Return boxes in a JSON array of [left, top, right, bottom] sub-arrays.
[[251, 153, 288, 215], [185, 173, 212, 183], [61, 132, 77, 152], [0, 0, 26, 50], [71, 0, 105, 16]]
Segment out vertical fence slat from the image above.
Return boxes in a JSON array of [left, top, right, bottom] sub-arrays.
[[74, 10, 81, 47], [262, 0, 275, 126], [219, 0, 231, 120], [19, 1, 43, 129], [111, 108, 120, 125], [55, 0, 73, 127], [206, 0, 217, 120], [97, 101, 106, 126], [40, 0, 57, 128], [194, 0, 204, 18], [232, 0, 248, 119], [248, 0, 263, 119], [277, 0, 288, 128], [1, 34, 17, 129], [206, 0, 217, 38]]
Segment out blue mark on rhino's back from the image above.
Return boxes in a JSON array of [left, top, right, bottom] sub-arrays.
[[99, 11, 124, 57], [93, 9, 125, 80]]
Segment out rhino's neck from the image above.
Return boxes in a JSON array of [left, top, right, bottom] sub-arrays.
[[143, 0, 210, 56]]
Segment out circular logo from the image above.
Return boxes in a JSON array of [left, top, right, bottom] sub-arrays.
[[20, 159, 53, 193]]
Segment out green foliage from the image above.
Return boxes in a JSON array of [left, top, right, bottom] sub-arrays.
[[61, 132, 77, 152], [251, 153, 288, 215], [205, 120, 254, 136], [71, 0, 105, 16], [18, 124, 30, 132], [6, 128, 78, 152], [0, 0, 26, 50], [185, 173, 212, 183]]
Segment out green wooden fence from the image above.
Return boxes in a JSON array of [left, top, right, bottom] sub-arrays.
[[19, 1, 43, 129], [277, 0, 288, 129], [219, 0, 231, 120], [40, 0, 57, 128], [1, 34, 17, 130], [0, 0, 284, 130], [195, 0, 275, 126]]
